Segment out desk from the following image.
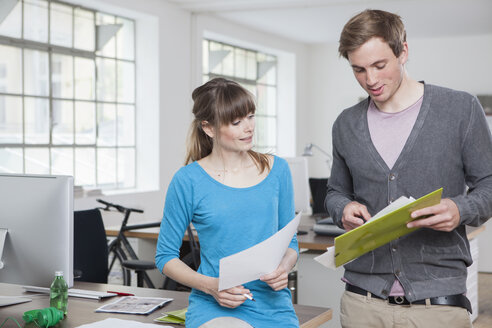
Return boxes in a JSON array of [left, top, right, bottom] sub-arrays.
[[0, 282, 332, 328], [105, 215, 335, 252]]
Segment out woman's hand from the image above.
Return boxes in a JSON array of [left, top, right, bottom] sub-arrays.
[[260, 265, 289, 291], [260, 248, 297, 291], [205, 277, 252, 308]]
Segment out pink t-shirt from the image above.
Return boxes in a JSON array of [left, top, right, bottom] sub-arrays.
[[367, 96, 423, 170], [368, 96, 423, 296]]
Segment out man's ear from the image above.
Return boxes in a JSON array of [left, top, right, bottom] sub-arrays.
[[201, 121, 214, 138]]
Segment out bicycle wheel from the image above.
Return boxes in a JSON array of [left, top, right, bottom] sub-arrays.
[[107, 241, 131, 286]]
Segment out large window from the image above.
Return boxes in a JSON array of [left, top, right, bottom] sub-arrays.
[[202, 39, 278, 154], [0, 0, 136, 190]]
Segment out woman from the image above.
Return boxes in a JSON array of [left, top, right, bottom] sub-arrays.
[[155, 78, 299, 328]]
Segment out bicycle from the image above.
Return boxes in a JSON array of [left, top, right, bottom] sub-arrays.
[[97, 199, 200, 291], [96, 198, 160, 288]]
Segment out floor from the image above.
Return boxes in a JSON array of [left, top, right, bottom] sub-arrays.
[[474, 272, 492, 328]]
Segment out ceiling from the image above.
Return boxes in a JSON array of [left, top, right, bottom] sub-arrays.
[[167, 0, 492, 44]]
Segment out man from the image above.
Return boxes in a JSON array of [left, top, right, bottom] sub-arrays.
[[325, 9, 492, 328]]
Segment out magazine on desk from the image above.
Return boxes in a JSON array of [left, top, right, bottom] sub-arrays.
[[95, 296, 173, 315]]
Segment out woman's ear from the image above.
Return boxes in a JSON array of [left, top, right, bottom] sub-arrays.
[[201, 121, 214, 138]]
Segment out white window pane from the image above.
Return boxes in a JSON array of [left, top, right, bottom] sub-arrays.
[[52, 100, 73, 145], [0, 45, 22, 94], [96, 58, 116, 102], [52, 54, 74, 99], [0, 95, 22, 143], [257, 85, 276, 116], [222, 45, 234, 77], [0, 147, 23, 173], [234, 48, 246, 79], [96, 13, 116, 58], [258, 55, 277, 85], [25, 97, 49, 144], [243, 83, 257, 99], [97, 103, 116, 146], [74, 8, 95, 51], [74, 57, 95, 100], [24, 49, 49, 96], [75, 148, 95, 186], [24, 0, 48, 43], [209, 41, 223, 75], [117, 60, 134, 103], [202, 40, 209, 73], [75, 101, 95, 145], [97, 148, 116, 186], [117, 148, 135, 188], [50, 2, 72, 47], [25, 147, 49, 174], [0, 0, 21, 39], [246, 51, 257, 80], [117, 104, 134, 146], [255, 116, 276, 147], [51, 147, 73, 176], [116, 18, 134, 60]]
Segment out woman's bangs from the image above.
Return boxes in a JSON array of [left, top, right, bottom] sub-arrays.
[[218, 90, 256, 126]]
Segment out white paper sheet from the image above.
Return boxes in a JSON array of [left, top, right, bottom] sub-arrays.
[[218, 212, 301, 291], [76, 318, 172, 328], [314, 246, 337, 270]]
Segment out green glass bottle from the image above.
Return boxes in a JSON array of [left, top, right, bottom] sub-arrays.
[[50, 271, 68, 315]]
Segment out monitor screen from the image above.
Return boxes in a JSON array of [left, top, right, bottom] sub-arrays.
[[283, 157, 311, 214], [0, 174, 74, 287]]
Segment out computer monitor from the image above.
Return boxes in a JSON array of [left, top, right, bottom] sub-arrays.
[[283, 157, 311, 214], [0, 174, 74, 287]]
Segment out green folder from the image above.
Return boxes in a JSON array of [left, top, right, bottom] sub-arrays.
[[334, 188, 443, 267], [154, 307, 187, 325]]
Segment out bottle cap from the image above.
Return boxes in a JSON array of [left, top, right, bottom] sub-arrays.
[[55, 271, 64, 276]]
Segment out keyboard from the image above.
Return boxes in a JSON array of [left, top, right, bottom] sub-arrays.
[[313, 217, 346, 236]]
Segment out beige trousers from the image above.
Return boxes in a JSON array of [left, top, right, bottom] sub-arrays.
[[340, 290, 473, 328], [198, 316, 254, 328]]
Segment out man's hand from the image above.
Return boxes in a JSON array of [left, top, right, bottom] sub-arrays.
[[342, 201, 371, 231], [407, 198, 460, 232]]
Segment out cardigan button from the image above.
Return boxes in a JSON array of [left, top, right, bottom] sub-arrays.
[[389, 174, 396, 181]]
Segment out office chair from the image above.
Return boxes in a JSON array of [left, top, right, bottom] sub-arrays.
[[309, 178, 329, 216], [73, 209, 108, 283]]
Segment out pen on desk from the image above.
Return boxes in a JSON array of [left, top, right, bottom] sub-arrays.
[[243, 293, 256, 302], [107, 291, 135, 296]]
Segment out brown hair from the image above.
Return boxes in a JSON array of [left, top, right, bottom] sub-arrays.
[[338, 9, 406, 59], [184, 78, 270, 173]]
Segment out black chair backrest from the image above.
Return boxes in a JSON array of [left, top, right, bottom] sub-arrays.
[[309, 178, 329, 216], [74, 209, 108, 283]]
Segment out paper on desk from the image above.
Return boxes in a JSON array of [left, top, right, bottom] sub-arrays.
[[218, 212, 301, 291], [76, 318, 172, 328]]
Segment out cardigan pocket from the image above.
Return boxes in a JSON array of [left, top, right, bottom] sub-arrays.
[[420, 244, 467, 280]]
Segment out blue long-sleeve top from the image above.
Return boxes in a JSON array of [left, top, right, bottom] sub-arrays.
[[155, 156, 299, 328]]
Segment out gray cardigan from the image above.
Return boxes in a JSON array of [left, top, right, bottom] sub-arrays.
[[325, 83, 492, 302]]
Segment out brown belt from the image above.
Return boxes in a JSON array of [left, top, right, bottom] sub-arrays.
[[345, 284, 472, 314]]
